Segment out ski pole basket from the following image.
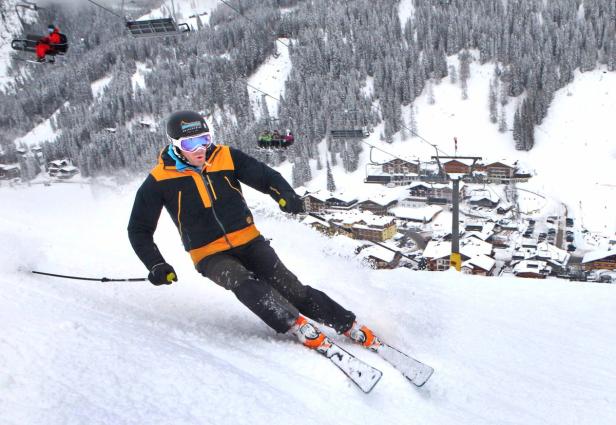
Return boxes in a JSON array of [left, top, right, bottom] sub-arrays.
[[126, 18, 190, 38]]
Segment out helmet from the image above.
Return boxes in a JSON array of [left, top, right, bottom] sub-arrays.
[[166, 110, 212, 152], [48, 25, 56, 33]]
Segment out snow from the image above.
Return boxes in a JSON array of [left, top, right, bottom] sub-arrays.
[[13, 104, 66, 147], [246, 38, 293, 120], [91, 75, 112, 99], [398, 0, 415, 29], [1, 182, 615, 424], [131, 62, 151, 91]]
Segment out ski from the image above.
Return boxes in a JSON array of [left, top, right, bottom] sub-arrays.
[[375, 343, 434, 387], [317, 338, 382, 393]]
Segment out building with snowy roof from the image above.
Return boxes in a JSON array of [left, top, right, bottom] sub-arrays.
[[513, 260, 552, 279], [422, 236, 494, 271], [462, 255, 496, 276], [581, 249, 616, 271]]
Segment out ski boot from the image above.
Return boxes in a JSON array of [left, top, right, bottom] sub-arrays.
[[290, 316, 331, 354], [344, 321, 382, 352]]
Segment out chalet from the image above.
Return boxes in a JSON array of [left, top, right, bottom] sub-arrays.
[[442, 159, 472, 174], [463, 222, 496, 241], [426, 182, 465, 204], [469, 190, 499, 209], [581, 250, 616, 271], [364, 173, 392, 184], [0, 164, 21, 180], [462, 255, 496, 276], [48, 159, 71, 171], [358, 245, 402, 269], [350, 218, 397, 242], [408, 182, 431, 198], [303, 191, 357, 212], [512, 241, 570, 274], [422, 237, 493, 271], [531, 242, 570, 273], [57, 165, 79, 179], [485, 161, 515, 183], [390, 205, 442, 223], [382, 158, 420, 175], [355, 192, 400, 214], [513, 260, 551, 279], [398, 197, 428, 208], [326, 193, 358, 209], [303, 194, 327, 213]]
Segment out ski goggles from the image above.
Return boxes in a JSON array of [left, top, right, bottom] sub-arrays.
[[174, 133, 212, 152]]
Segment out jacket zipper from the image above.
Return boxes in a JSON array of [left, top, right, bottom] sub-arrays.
[[225, 176, 243, 197], [199, 173, 234, 250], [177, 190, 191, 246]]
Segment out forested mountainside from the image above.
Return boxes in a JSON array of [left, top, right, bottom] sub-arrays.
[[1, 0, 614, 183]]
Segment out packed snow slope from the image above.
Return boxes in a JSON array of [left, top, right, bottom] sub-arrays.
[[1, 182, 615, 425]]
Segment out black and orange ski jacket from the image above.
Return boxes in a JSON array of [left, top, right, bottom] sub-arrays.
[[128, 144, 296, 270]]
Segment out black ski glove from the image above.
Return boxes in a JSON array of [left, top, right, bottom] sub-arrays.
[[278, 193, 304, 214], [148, 262, 177, 286]]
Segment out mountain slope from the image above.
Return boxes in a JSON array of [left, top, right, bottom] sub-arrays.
[[1, 182, 615, 425]]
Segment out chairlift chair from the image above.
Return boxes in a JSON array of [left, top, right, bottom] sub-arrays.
[[125, 17, 190, 38], [11, 33, 69, 60], [329, 126, 369, 140]]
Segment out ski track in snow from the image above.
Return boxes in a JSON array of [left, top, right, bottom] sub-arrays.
[[1, 182, 615, 425]]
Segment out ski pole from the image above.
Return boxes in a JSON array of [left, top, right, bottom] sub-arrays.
[[307, 212, 417, 262], [31, 270, 147, 282]]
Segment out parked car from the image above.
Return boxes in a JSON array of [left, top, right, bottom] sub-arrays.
[[566, 218, 574, 227], [566, 235, 575, 242], [567, 244, 576, 252]]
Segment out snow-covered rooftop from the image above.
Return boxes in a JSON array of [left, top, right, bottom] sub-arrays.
[[462, 254, 496, 271], [390, 205, 442, 222], [582, 249, 616, 264]]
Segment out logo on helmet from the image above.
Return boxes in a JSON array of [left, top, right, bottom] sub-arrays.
[[180, 120, 204, 133]]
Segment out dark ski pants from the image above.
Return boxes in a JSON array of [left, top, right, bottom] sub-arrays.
[[197, 236, 355, 334]]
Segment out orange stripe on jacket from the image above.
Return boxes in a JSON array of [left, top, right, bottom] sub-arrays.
[[189, 225, 261, 265]]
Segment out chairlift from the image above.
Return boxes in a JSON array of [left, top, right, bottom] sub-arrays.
[[329, 109, 370, 140], [11, 32, 69, 64], [125, 17, 190, 38], [329, 126, 370, 140], [84, 0, 191, 39], [257, 117, 295, 149]]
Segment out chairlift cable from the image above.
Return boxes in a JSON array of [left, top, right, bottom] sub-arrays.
[[218, 0, 290, 48], [85, 0, 125, 20], [246, 82, 280, 101]]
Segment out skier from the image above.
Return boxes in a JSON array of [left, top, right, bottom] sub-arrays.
[[257, 130, 272, 148], [128, 110, 381, 353], [35, 25, 61, 63]]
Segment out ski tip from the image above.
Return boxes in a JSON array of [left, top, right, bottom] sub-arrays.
[[410, 368, 434, 387], [360, 370, 383, 393]]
